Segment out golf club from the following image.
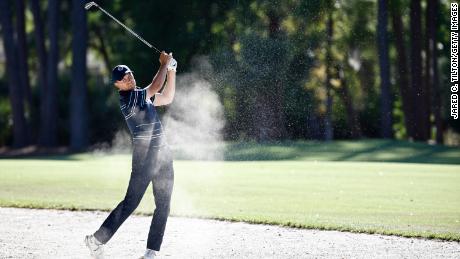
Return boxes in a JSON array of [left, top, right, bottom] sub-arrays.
[[85, 1, 161, 53]]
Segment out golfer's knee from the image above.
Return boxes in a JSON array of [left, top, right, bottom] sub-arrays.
[[155, 199, 171, 215]]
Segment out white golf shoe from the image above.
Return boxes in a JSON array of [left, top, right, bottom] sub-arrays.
[[139, 248, 158, 259], [85, 234, 104, 259]]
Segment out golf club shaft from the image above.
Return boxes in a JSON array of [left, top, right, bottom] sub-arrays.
[[92, 4, 161, 53]]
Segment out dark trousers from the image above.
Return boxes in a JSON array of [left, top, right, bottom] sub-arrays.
[[94, 141, 174, 251]]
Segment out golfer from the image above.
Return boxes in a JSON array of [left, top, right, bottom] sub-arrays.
[[85, 51, 177, 259]]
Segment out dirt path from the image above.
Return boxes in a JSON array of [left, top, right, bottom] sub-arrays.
[[0, 207, 458, 258]]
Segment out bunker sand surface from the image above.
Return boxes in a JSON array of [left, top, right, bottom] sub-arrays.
[[0, 207, 459, 258]]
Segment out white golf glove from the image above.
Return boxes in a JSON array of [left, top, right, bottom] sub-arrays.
[[167, 58, 177, 72]]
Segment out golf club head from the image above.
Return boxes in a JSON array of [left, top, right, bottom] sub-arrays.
[[84, 1, 98, 10]]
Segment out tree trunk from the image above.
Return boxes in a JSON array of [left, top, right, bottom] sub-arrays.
[[250, 10, 287, 141], [251, 93, 280, 141], [70, 0, 88, 151], [30, 0, 49, 146], [337, 64, 361, 138], [324, 12, 334, 141], [423, 1, 432, 139], [15, 0, 33, 119], [390, 0, 415, 139], [40, 0, 59, 147], [0, 0, 29, 148], [426, 0, 442, 143], [429, 0, 444, 144], [377, 0, 393, 138], [93, 25, 111, 73], [410, 0, 428, 141]]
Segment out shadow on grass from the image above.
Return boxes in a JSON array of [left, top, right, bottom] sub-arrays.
[[0, 155, 84, 161], [1, 139, 459, 164], [0, 151, 130, 161], [223, 139, 460, 164]]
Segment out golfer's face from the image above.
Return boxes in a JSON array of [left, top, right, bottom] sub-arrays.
[[120, 72, 136, 89]]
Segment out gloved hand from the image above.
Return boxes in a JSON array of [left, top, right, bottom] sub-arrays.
[[167, 52, 177, 72], [168, 58, 177, 72]]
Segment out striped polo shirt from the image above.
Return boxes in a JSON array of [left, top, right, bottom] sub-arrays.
[[119, 87, 167, 148]]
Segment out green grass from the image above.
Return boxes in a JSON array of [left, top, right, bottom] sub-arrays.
[[222, 139, 460, 164], [20, 139, 460, 164], [0, 140, 459, 241]]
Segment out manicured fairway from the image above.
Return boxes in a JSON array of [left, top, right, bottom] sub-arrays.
[[0, 154, 459, 241]]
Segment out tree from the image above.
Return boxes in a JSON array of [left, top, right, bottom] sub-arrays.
[[377, 0, 393, 138], [390, 0, 416, 139], [324, 9, 334, 141], [252, 7, 288, 140], [0, 0, 29, 148], [40, 0, 60, 147], [335, 0, 377, 139], [209, 0, 292, 141], [426, 0, 443, 143], [30, 0, 49, 147], [410, 0, 429, 141], [337, 64, 362, 138], [91, 25, 111, 73], [70, 0, 88, 151], [15, 0, 33, 122]]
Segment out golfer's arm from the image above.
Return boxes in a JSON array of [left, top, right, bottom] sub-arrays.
[[153, 71, 176, 106], [146, 64, 168, 99]]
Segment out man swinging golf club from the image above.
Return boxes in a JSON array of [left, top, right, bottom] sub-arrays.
[[85, 51, 177, 259]]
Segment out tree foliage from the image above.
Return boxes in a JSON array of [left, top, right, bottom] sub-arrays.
[[0, 0, 457, 148]]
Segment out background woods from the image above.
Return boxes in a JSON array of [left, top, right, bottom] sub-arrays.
[[0, 0, 458, 150]]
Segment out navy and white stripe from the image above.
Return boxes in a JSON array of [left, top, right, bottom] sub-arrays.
[[118, 87, 167, 147]]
